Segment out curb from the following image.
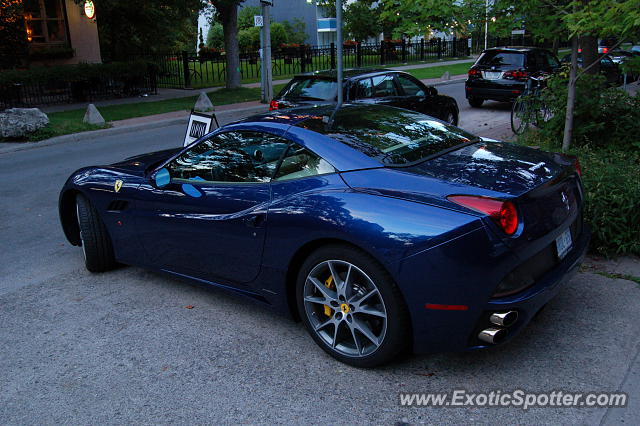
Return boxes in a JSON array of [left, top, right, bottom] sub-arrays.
[[431, 77, 467, 87], [0, 104, 268, 155]]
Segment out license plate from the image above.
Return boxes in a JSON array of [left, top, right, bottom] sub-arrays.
[[556, 228, 573, 260], [482, 71, 502, 80]]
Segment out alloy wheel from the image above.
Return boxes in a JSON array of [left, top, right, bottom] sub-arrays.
[[303, 260, 388, 358]]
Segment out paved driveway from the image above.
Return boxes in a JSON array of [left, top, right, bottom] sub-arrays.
[[1, 107, 638, 425]]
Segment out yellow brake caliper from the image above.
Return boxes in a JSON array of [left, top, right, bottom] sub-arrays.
[[323, 275, 335, 317]]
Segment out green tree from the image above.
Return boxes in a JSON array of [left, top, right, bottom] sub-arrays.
[[238, 5, 261, 30], [210, 0, 246, 89], [0, 0, 27, 69], [344, 0, 382, 42], [238, 26, 260, 50], [282, 19, 308, 44], [207, 23, 224, 48], [92, 0, 203, 60]]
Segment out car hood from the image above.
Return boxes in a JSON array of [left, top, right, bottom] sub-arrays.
[[341, 142, 573, 207], [109, 148, 181, 175]]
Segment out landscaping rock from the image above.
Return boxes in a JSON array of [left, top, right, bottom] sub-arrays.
[[0, 108, 49, 138], [441, 71, 451, 80], [83, 104, 105, 125], [194, 92, 214, 112]]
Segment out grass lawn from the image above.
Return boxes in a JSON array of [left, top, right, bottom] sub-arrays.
[[22, 85, 286, 142]]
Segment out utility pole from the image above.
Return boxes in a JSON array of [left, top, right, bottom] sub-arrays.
[[260, 0, 273, 103], [336, 0, 343, 106], [484, 0, 489, 50]]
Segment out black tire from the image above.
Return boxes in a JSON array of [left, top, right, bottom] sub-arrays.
[[296, 244, 411, 368], [468, 97, 484, 108], [76, 194, 116, 272], [511, 97, 529, 135], [444, 109, 458, 125]]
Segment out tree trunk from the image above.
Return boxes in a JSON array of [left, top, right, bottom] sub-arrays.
[[580, 34, 599, 76], [220, 4, 241, 89], [562, 36, 579, 152], [552, 37, 559, 57]]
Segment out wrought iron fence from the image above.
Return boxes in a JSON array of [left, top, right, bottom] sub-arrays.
[[142, 38, 475, 89], [0, 69, 157, 109]]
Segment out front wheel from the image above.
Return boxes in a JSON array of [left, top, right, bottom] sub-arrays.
[[76, 194, 116, 272], [444, 109, 458, 125], [296, 245, 410, 367], [511, 97, 530, 135], [468, 97, 484, 108]]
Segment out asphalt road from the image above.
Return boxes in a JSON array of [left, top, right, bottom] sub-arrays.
[[1, 93, 639, 425]]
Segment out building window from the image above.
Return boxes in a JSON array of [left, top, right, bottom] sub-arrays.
[[24, 0, 67, 44]]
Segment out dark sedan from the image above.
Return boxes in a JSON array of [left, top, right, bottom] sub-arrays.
[[465, 47, 560, 107], [270, 69, 460, 125]]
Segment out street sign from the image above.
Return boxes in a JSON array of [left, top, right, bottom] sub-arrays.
[[254, 15, 263, 27], [512, 29, 525, 35]]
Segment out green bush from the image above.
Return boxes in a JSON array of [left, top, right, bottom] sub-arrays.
[[518, 131, 640, 257], [576, 147, 640, 256], [0, 61, 152, 86], [538, 70, 640, 150]]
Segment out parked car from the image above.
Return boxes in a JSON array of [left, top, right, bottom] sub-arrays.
[[59, 103, 589, 367], [598, 37, 618, 54], [465, 47, 561, 107], [631, 45, 640, 55], [560, 53, 622, 85], [609, 50, 639, 81], [270, 69, 460, 125]]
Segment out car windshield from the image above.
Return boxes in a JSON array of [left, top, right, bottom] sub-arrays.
[[478, 51, 525, 67], [298, 106, 477, 166], [279, 78, 337, 101]]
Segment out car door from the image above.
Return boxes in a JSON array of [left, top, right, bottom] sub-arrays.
[[394, 73, 443, 119], [134, 130, 289, 284], [368, 74, 404, 108]]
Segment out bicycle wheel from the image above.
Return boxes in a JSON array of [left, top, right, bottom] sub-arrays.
[[536, 101, 553, 126], [511, 97, 530, 135]]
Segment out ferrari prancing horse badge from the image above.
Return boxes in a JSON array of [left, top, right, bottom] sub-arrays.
[[114, 180, 123, 193]]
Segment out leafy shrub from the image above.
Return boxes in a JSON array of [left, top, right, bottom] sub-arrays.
[[518, 132, 640, 257], [576, 147, 640, 256], [537, 69, 640, 150]]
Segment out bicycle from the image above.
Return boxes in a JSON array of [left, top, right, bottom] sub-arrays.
[[511, 73, 553, 135]]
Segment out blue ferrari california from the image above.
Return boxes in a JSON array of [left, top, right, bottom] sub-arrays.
[[59, 104, 589, 367]]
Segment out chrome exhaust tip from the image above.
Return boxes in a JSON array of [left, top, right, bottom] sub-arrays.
[[478, 327, 508, 344], [490, 311, 518, 327]]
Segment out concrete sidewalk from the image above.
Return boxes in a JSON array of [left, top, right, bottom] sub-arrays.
[[40, 57, 475, 114]]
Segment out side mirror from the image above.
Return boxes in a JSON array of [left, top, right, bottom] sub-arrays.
[[427, 87, 438, 96], [152, 167, 171, 189]]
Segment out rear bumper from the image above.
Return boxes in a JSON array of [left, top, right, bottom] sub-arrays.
[[465, 79, 525, 102], [402, 223, 590, 354]]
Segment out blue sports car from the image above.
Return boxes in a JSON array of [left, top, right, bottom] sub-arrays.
[[59, 104, 589, 367]]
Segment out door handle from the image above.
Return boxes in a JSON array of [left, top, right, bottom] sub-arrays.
[[244, 213, 266, 228]]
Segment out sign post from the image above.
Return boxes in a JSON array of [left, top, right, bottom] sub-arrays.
[[336, 0, 343, 106], [260, 0, 273, 103]]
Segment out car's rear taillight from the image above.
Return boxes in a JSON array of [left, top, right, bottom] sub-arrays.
[[574, 157, 581, 176], [468, 68, 480, 77], [448, 195, 519, 235], [602, 47, 609, 54], [503, 70, 529, 81], [269, 100, 279, 111]]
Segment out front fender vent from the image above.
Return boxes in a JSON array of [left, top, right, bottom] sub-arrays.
[[107, 200, 129, 211]]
